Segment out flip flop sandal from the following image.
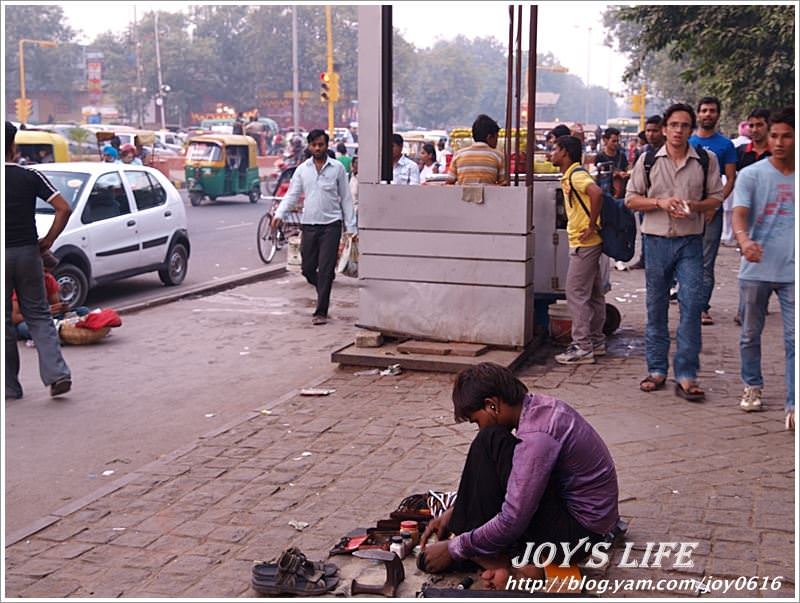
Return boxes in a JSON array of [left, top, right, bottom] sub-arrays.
[[252, 548, 339, 596], [675, 382, 705, 402], [639, 375, 666, 392], [253, 547, 339, 579]]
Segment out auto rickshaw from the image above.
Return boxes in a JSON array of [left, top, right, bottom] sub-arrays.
[[14, 130, 70, 164], [184, 134, 261, 206]]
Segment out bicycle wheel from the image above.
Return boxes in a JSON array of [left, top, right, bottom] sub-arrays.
[[257, 213, 281, 264]]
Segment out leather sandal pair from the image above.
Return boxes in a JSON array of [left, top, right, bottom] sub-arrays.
[[252, 547, 339, 596]]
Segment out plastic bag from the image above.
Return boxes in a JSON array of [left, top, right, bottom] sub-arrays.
[[336, 234, 359, 277]]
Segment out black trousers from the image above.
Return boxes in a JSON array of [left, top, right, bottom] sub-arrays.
[[300, 221, 342, 317], [449, 424, 601, 562]]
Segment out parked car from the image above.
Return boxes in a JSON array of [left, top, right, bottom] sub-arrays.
[[35, 163, 191, 308]]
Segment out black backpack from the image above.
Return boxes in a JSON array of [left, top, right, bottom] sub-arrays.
[[567, 168, 637, 262], [643, 144, 709, 199]]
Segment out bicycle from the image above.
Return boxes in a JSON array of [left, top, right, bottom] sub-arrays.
[[257, 195, 302, 264]]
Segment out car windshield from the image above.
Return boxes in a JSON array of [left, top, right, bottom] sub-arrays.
[[186, 142, 222, 161], [35, 171, 90, 213]]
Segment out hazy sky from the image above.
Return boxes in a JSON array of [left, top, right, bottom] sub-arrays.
[[55, 1, 628, 91]]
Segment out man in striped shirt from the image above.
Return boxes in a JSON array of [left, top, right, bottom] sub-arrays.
[[447, 114, 507, 185]]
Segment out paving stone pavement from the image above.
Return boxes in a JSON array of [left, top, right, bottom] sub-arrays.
[[4, 246, 796, 599]]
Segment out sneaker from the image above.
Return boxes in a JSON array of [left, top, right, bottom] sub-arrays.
[[614, 260, 628, 271], [593, 343, 607, 356], [50, 378, 72, 398], [311, 315, 328, 325], [739, 386, 762, 412], [669, 286, 678, 302], [555, 345, 595, 365], [786, 410, 795, 431]]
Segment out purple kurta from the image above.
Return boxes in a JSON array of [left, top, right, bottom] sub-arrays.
[[449, 393, 619, 559]]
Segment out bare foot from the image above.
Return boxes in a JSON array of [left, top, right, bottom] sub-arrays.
[[481, 567, 510, 590]]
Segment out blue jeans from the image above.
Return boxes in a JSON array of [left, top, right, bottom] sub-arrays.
[[643, 234, 704, 382], [701, 208, 723, 313], [5, 245, 71, 397], [739, 279, 795, 411]]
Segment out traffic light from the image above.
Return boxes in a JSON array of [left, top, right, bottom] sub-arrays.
[[15, 98, 32, 123], [329, 72, 340, 102], [320, 72, 330, 103]]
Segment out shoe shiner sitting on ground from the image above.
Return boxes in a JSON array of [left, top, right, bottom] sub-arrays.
[[419, 362, 619, 589]]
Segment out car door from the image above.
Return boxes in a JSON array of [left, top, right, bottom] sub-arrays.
[[77, 170, 141, 279], [122, 169, 174, 268]]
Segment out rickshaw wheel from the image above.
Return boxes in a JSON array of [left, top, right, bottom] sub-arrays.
[[189, 191, 203, 206], [257, 213, 280, 264]]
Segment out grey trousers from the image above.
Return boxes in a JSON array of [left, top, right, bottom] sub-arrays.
[[5, 245, 71, 397], [566, 243, 606, 351]]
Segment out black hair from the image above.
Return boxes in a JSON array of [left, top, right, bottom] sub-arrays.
[[645, 115, 662, 127], [307, 129, 329, 144], [747, 108, 771, 122], [422, 142, 436, 158], [697, 96, 721, 113], [392, 133, 404, 147], [336, 142, 347, 154], [769, 106, 794, 130], [603, 127, 621, 139], [663, 103, 697, 131], [472, 114, 500, 143], [638, 131, 647, 143], [551, 124, 571, 138], [555, 135, 582, 164], [452, 363, 528, 422], [6, 121, 17, 155]]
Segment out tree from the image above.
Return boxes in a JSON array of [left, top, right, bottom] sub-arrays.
[[604, 5, 794, 124], [4, 6, 81, 103]]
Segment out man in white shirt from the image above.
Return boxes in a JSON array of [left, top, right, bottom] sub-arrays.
[[273, 129, 357, 325], [391, 133, 420, 185]]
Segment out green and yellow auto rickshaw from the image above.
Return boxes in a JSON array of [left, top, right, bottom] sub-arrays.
[[14, 130, 71, 164], [184, 135, 261, 206]]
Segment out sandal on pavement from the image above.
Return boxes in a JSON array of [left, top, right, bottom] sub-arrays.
[[640, 375, 666, 393], [675, 382, 705, 403], [701, 312, 714, 326], [252, 548, 339, 596]]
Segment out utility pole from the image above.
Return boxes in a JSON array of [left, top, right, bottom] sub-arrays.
[[325, 6, 334, 136], [291, 6, 300, 135], [154, 11, 166, 130], [584, 26, 591, 125], [134, 6, 144, 128]]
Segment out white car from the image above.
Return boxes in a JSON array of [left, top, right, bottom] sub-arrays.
[[35, 162, 191, 308]]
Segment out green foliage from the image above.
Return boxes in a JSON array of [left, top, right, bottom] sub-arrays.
[[604, 5, 795, 120], [4, 5, 80, 96]]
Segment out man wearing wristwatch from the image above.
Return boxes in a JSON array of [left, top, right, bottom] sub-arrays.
[[624, 103, 723, 403]]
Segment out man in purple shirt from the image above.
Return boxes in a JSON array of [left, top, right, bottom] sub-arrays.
[[420, 363, 619, 585]]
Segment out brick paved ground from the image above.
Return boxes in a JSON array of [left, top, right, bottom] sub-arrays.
[[4, 245, 796, 598]]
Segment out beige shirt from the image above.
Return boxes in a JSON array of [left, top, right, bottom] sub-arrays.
[[626, 145, 723, 237]]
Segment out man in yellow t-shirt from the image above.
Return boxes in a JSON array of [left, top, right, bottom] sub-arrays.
[[550, 135, 606, 365]]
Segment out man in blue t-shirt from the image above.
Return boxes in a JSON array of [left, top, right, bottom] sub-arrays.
[[731, 107, 795, 431], [689, 96, 738, 326]]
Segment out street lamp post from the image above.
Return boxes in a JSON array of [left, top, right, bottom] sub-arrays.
[[154, 12, 166, 130], [18, 38, 57, 123]]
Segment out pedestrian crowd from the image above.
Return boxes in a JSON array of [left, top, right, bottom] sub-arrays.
[[549, 100, 794, 431]]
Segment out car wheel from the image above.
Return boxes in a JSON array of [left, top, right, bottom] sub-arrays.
[[159, 243, 188, 286], [189, 191, 203, 206], [249, 184, 261, 203], [53, 263, 88, 309]]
